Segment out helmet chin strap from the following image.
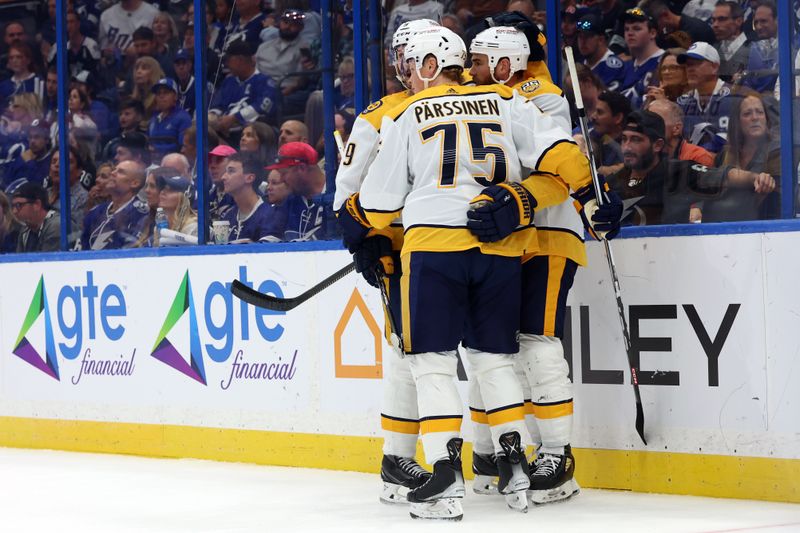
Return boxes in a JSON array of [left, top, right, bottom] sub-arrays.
[[415, 62, 442, 90]]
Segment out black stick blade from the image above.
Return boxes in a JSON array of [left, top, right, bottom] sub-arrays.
[[231, 279, 296, 311], [635, 403, 647, 445]]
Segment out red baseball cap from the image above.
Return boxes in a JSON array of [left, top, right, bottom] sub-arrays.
[[209, 145, 237, 158], [265, 142, 318, 170]]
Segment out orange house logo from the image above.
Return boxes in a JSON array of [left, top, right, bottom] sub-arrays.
[[334, 288, 383, 379]]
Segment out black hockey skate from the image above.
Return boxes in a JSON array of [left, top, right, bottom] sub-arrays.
[[472, 451, 500, 496], [496, 431, 530, 512], [528, 444, 580, 505], [408, 439, 465, 521], [379, 455, 432, 504]]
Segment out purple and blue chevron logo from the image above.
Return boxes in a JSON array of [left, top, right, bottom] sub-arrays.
[[13, 276, 59, 380], [151, 271, 206, 385]]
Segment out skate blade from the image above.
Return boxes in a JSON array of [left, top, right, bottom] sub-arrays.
[[529, 479, 580, 505], [379, 482, 409, 505], [409, 498, 463, 521], [472, 475, 501, 496], [504, 490, 529, 513]]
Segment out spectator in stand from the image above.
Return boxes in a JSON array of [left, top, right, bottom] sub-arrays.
[[682, 0, 716, 23], [87, 161, 113, 210], [676, 42, 732, 153], [103, 99, 146, 163], [157, 174, 198, 237], [68, 87, 99, 154], [134, 165, 170, 247], [647, 98, 715, 166], [115, 131, 150, 166], [43, 66, 57, 124], [208, 144, 237, 221], [12, 182, 59, 253], [591, 90, 629, 173], [131, 56, 166, 123], [152, 11, 180, 55], [130, 26, 175, 79], [0, 191, 21, 252], [256, 9, 309, 89], [181, 22, 223, 91], [441, 14, 465, 37], [46, 145, 89, 243], [148, 78, 192, 160], [560, 6, 581, 57], [709, 91, 779, 221], [279, 119, 309, 146], [225, 0, 267, 47], [0, 22, 26, 79], [620, 8, 665, 110], [209, 40, 279, 137], [79, 159, 149, 250], [0, 104, 30, 186], [240, 122, 277, 168], [221, 152, 286, 243], [99, 0, 158, 55], [173, 49, 200, 114], [565, 63, 604, 124], [161, 153, 191, 179], [47, 11, 101, 80], [266, 170, 291, 207], [645, 48, 690, 103], [209, 0, 233, 54], [3, 119, 51, 190], [0, 43, 44, 112], [305, 58, 356, 149], [267, 142, 326, 242], [640, 0, 717, 46], [71, 71, 116, 146], [577, 12, 628, 92], [181, 125, 221, 174], [741, 0, 778, 93], [384, 0, 445, 47], [712, 1, 751, 83]]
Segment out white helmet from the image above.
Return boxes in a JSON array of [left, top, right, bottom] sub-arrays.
[[391, 19, 440, 87], [404, 26, 466, 89], [470, 26, 530, 84]]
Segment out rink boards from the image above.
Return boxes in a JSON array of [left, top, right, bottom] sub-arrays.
[[0, 232, 799, 502]]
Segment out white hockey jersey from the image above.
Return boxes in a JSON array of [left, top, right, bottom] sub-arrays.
[[359, 83, 592, 258], [99, 2, 158, 51]]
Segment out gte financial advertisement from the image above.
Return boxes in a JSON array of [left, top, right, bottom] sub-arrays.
[[0, 238, 795, 458]]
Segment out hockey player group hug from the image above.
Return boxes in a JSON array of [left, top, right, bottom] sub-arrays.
[[335, 12, 624, 521]]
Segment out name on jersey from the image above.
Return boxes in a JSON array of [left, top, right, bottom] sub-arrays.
[[414, 98, 500, 124]]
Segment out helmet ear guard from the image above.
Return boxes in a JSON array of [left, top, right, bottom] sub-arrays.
[[404, 27, 467, 89]]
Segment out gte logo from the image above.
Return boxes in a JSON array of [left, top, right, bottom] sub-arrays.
[[151, 266, 285, 385], [13, 273, 128, 381]]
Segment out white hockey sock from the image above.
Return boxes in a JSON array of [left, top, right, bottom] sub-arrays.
[[381, 348, 419, 458], [467, 378, 494, 456]]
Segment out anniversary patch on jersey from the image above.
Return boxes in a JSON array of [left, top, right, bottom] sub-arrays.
[[519, 79, 541, 94], [362, 100, 383, 115]]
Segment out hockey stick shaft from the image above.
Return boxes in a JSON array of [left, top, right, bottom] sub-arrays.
[[231, 262, 356, 312], [565, 47, 646, 445]]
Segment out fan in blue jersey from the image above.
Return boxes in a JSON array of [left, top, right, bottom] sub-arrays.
[[267, 142, 327, 242], [676, 43, 732, 153], [148, 78, 192, 161], [220, 153, 286, 243], [0, 44, 44, 112], [209, 41, 280, 135], [577, 13, 628, 92], [79, 160, 149, 250], [619, 9, 664, 110], [223, 0, 267, 48], [2, 119, 51, 190]]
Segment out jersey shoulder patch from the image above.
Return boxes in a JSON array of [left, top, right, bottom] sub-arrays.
[[605, 55, 624, 69], [361, 100, 383, 115], [676, 93, 692, 105]]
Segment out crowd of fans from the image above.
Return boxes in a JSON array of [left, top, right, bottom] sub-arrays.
[[0, 0, 792, 253]]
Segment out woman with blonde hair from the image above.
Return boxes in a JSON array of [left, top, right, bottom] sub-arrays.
[[152, 12, 179, 54], [131, 57, 165, 122], [0, 191, 22, 253], [158, 174, 198, 238]]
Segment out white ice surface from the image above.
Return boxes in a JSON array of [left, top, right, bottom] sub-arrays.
[[2, 447, 799, 533]]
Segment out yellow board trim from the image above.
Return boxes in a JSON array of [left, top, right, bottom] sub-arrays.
[[1, 416, 800, 503], [380, 416, 419, 435], [486, 405, 526, 427], [532, 400, 574, 420]]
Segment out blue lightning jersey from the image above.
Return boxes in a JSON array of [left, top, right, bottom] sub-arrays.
[[587, 50, 629, 92], [620, 50, 664, 109], [148, 107, 192, 159], [222, 198, 286, 243], [210, 72, 279, 125], [0, 74, 44, 111], [79, 196, 149, 250]]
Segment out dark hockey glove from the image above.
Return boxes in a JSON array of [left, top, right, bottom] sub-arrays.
[[466, 182, 536, 243], [353, 235, 394, 288], [485, 11, 546, 61], [337, 193, 372, 251], [571, 179, 623, 241]]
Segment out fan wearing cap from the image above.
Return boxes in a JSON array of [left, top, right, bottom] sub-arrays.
[[268, 141, 325, 242], [2, 118, 51, 189], [148, 78, 192, 160], [157, 174, 198, 237], [220, 152, 286, 243], [173, 49, 203, 115], [675, 42, 732, 153], [619, 8, 665, 109], [577, 13, 628, 92], [208, 144, 237, 221], [12, 182, 60, 253], [255, 10, 310, 93], [209, 40, 279, 136], [114, 131, 150, 166]]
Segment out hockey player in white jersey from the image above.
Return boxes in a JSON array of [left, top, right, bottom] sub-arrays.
[[334, 19, 439, 505], [465, 22, 623, 505], [357, 26, 603, 520]]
